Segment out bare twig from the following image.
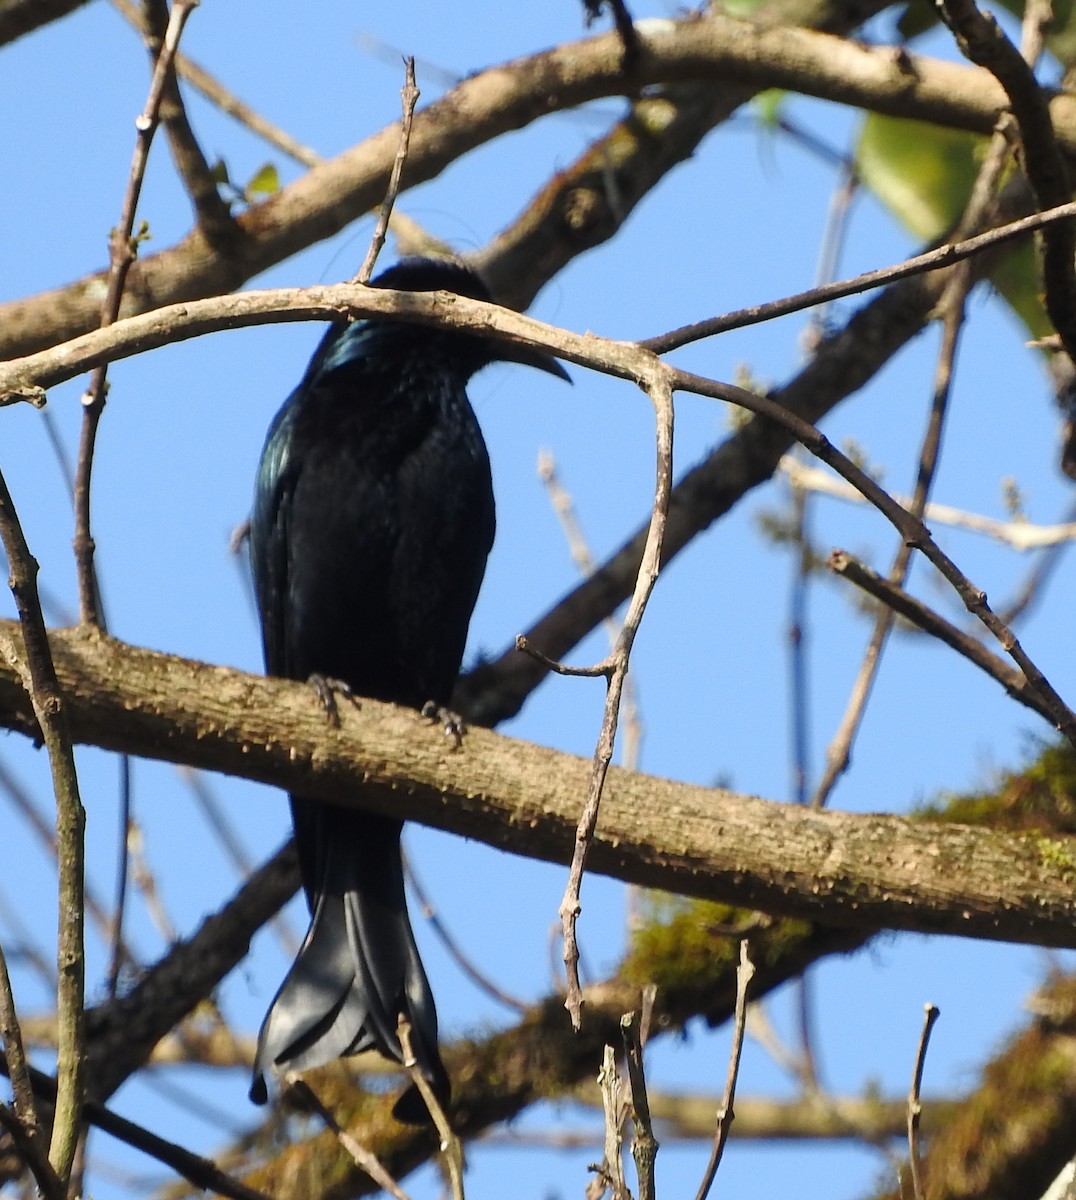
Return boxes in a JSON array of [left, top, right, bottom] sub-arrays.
[[0, 941, 47, 1179], [621, 1006, 658, 1200], [641, 200, 1076, 355], [593, 1043, 631, 1200], [0, 1101, 62, 1200], [810, 255, 969, 808], [672, 365, 1076, 747], [0, 469, 86, 1187], [826, 548, 1059, 724], [284, 1078, 412, 1200], [356, 57, 420, 283], [73, 0, 198, 626], [693, 941, 755, 1200], [781, 456, 1076, 550], [539, 451, 643, 772], [397, 1018, 464, 1200], [111, 0, 322, 168], [136, 0, 236, 244], [559, 371, 673, 1028], [907, 1003, 941, 1200]]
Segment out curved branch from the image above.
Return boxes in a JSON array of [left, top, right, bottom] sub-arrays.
[[4, 10, 1073, 359]]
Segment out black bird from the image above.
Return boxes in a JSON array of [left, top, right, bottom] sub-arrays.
[[248, 256, 568, 1119]]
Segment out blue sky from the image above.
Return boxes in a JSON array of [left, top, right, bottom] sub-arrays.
[[3, 3, 1075, 1198]]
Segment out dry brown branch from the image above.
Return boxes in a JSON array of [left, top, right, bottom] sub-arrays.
[[111, 0, 322, 169], [810, 236, 972, 808], [621, 1007, 657, 1200], [875, 974, 1076, 1200], [135, 0, 238, 245], [73, 0, 199, 627], [826, 550, 1057, 725], [0, 942, 49, 1189]]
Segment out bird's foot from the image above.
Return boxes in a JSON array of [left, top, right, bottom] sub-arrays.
[[421, 701, 466, 749], [308, 674, 357, 728]]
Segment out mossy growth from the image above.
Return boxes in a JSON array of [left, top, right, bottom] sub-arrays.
[[915, 739, 1076, 834], [621, 893, 814, 1013]]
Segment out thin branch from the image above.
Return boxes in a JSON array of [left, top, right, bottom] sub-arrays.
[[73, 0, 198, 627], [621, 1006, 658, 1200], [810, 251, 969, 808], [0, 470, 85, 1188], [284, 1079, 412, 1200], [592, 1043, 631, 1200], [135, 0, 238, 245], [671, 365, 1076, 747], [0, 1101, 62, 1200], [560, 370, 673, 1028], [397, 1019, 464, 1200], [0, 940, 46, 1175], [355, 57, 420, 284], [937, 0, 1076, 362], [907, 1003, 941, 1200], [693, 940, 755, 1200], [110, 0, 322, 168], [825, 549, 1058, 727], [781, 456, 1076, 550]]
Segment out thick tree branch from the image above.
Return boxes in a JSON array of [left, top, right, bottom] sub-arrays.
[[3, 10, 1073, 361], [0, 625, 1073, 949], [0, 0, 91, 45]]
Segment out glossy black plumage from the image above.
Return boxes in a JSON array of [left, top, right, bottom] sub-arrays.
[[248, 257, 567, 1118]]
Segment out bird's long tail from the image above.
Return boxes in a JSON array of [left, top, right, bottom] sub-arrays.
[[250, 805, 448, 1121]]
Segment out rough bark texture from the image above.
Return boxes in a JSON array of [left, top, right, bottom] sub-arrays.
[[1, 623, 1075, 949]]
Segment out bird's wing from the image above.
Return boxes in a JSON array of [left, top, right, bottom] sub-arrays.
[[250, 394, 301, 679]]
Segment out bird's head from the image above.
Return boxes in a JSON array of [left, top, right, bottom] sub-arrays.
[[370, 256, 570, 383]]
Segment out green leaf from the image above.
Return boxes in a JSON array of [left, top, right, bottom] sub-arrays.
[[752, 88, 786, 128], [244, 162, 280, 199], [856, 112, 1049, 341], [857, 112, 983, 239]]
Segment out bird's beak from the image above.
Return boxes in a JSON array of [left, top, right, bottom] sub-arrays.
[[497, 339, 572, 382]]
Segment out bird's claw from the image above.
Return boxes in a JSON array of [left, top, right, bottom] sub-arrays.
[[308, 674, 357, 728], [421, 701, 466, 749]]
